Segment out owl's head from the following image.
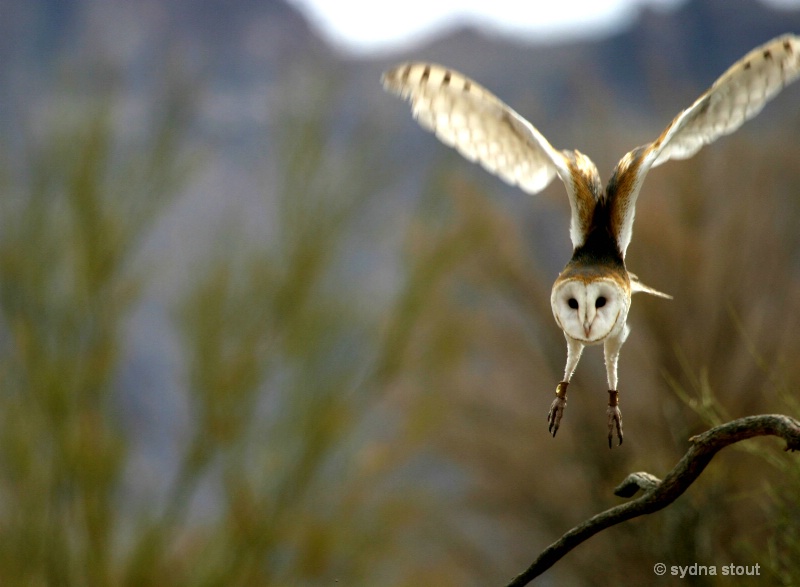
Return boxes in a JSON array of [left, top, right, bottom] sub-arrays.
[[551, 278, 629, 343]]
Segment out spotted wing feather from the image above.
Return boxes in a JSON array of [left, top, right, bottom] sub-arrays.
[[382, 62, 572, 195], [649, 34, 800, 167], [610, 34, 800, 257]]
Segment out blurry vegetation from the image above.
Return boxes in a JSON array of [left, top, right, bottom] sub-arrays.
[[0, 60, 486, 586], [0, 70, 191, 584], [1, 50, 800, 587], [670, 312, 800, 586], [139, 75, 475, 586]]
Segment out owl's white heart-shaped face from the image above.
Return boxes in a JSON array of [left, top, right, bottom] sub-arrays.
[[551, 279, 629, 344]]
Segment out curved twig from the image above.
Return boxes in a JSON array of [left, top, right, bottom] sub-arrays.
[[505, 414, 800, 587]]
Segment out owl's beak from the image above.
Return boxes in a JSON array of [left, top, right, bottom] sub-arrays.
[[583, 308, 595, 337]]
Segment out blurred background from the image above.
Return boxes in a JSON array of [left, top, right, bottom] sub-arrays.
[[1, 0, 800, 585]]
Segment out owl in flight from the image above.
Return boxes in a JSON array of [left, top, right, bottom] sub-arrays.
[[383, 34, 800, 447]]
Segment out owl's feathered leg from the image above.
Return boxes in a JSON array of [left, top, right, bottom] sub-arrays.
[[603, 325, 629, 448], [548, 337, 584, 437]]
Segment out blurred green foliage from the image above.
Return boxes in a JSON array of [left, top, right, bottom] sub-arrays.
[[671, 311, 800, 586], [0, 73, 190, 584], [0, 57, 799, 587]]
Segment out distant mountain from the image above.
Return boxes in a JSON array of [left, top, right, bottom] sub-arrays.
[[598, 0, 800, 103], [0, 0, 328, 107], [6, 0, 799, 79], [5, 0, 799, 130]]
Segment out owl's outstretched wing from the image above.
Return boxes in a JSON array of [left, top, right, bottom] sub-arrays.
[[610, 34, 800, 256], [649, 34, 800, 168], [382, 63, 599, 249]]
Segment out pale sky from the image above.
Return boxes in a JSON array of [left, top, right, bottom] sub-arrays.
[[288, 0, 800, 55]]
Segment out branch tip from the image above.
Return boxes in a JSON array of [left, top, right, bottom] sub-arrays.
[[613, 472, 662, 498]]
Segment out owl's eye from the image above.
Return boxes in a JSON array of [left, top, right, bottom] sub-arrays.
[[567, 298, 579, 310], [595, 296, 607, 308]]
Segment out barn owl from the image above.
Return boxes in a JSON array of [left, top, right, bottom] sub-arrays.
[[382, 34, 800, 447]]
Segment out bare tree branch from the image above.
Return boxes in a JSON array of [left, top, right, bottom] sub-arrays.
[[505, 414, 800, 587]]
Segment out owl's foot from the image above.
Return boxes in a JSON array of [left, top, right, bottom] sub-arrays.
[[607, 389, 623, 448], [547, 381, 569, 437]]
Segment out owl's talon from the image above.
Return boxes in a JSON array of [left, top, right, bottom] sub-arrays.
[[548, 382, 569, 437], [607, 390, 623, 448], [548, 398, 567, 436]]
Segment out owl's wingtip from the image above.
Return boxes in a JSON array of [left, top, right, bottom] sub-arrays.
[[380, 63, 409, 92], [379, 69, 393, 90]]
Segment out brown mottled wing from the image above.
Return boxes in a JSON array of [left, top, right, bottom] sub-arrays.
[[383, 62, 601, 248], [611, 34, 800, 256]]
